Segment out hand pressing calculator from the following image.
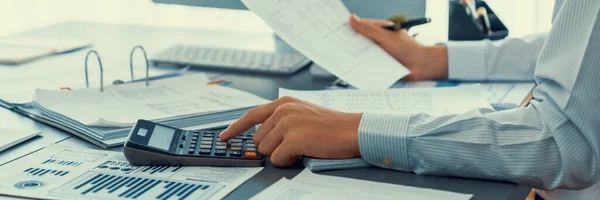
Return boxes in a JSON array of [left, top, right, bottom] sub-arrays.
[[124, 120, 263, 167]]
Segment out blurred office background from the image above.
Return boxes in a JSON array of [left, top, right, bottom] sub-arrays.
[[1, 0, 554, 39]]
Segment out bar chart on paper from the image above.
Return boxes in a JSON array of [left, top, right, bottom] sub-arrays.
[[52, 172, 222, 200], [41, 159, 83, 166], [24, 168, 69, 177]]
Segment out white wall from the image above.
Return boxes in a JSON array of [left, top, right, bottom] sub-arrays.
[[0, 0, 555, 38]]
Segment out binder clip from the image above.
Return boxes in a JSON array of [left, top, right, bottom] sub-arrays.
[[84, 50, 104, 92], [84, 46, 151, 91]]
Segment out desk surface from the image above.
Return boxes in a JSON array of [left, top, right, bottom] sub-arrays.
[[0, 21, 531, 200]]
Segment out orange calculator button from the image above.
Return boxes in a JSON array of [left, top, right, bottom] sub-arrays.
[[245, 152, 257, 158]]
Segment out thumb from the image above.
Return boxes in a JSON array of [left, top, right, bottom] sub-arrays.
[[349, 14, 393, 44]]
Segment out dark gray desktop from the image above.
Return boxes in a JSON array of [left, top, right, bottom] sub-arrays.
[[152, 0, 427, 20]]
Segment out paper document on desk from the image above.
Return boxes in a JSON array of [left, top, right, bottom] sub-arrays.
[[241, 0, 409, 89], [0, 145, 263, 200], [251, 169, 472, 200], [0, 129, 41, 153], [34, 74, 269, 127], [280, 85, 493, 116]]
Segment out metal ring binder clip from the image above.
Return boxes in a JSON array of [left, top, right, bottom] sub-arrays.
[[130, 45, 150, 87], [85, 50, 104, 92]]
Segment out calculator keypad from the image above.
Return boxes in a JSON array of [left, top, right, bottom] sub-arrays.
[[179, 128, 261, 160]]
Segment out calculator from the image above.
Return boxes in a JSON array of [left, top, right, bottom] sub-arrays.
[[124, 120, 263, 167]]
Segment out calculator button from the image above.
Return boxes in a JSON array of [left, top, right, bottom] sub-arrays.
[[216, 142, 227, 146], [245, 152, 257, 158], [229, 151, 242, 156], [188, 149, 195, 154], [179, 144, 184, 148], [246, 144, 257, 148], [230, 146, 242, 151], [234, 136, 244, 139], [200, 141, 212, 145], [199, 149, 211, 154], [192, 136, 198, 140], [247, 140, 255, 144], [214, 150, 227, 155], [181, 135, 186, 140], [200, 145, 212, 149], [189, 144, 196, 149], [215, 146, 227, 150], [202, 137, 213, 141], [231, 143, 243, 147], [245, 147, 257, 152], [230, 139, 243, 143]]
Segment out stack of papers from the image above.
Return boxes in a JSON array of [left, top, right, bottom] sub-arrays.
[[26, 74, 269, 148], [0, 145, 263, 200], [251, 169, 472, 199], [1, 74, 269, 148]]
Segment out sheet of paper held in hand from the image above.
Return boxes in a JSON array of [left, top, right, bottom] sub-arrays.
[[0, 145, 263, 200], [34, 74, 270, 127], [241, 0, 410, 89], [280, 85, 493, 116], [250, 169, 472, 200]]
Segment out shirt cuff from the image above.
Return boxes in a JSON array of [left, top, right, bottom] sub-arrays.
[[358, 112, 412, 172], [446, 41, 487, 80]]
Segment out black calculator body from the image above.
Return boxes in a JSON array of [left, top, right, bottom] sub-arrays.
[[124, 120, 263, 167]]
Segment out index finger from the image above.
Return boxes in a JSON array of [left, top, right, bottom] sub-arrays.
[[219, 97, 292, 140]]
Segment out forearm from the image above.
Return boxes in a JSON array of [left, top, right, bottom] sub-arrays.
[[358, 107, 598, 190]]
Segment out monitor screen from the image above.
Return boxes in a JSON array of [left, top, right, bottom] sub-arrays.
[[153, 0, 427, 20]]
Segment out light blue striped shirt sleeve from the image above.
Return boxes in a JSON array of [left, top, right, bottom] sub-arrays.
[[358, 0, 600, 190]]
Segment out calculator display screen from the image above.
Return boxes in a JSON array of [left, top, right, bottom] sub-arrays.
[[147, 125, 175, 151]]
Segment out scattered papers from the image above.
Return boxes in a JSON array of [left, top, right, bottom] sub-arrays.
[[280, 85, 493, 116], [0, 129, 41, 153], [34, 74, 270, 127], [242, 0, 409, 89], [251, 169, 472, 200], [0, 145, 263, 200]]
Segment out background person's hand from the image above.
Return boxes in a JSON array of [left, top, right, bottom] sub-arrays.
[[349, 14, 449, 81], [219, 97, 363, 167]]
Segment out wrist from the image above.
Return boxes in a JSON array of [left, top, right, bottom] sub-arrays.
[[420, 45, 449, 80], [344, 112, 363, 158]]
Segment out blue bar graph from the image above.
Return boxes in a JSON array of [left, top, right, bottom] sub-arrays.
[[24, 168, 69, 177], [41, 159, 82, 166], [66, 173, 212, 199], [139, 166, 183, 175]]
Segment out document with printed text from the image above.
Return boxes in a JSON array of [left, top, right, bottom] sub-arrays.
[[251, 169, 472, 200], [34, 74, 270, 127], [280, 85, 493, 116], [0, 145, 262, 200], [242, 0, 410, 89]]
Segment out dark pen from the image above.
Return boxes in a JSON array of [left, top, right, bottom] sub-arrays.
[[384, 17, 432, 31]]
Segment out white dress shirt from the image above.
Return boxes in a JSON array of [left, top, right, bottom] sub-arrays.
[[358, 0, 600, 198]]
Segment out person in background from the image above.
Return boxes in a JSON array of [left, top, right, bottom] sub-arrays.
[[220, 0, 600, 199]]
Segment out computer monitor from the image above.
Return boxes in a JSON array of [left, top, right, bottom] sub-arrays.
[[152, 0, 426, 19]]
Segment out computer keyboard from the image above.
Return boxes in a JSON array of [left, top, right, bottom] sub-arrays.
[[151, 45, 312, 75]]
